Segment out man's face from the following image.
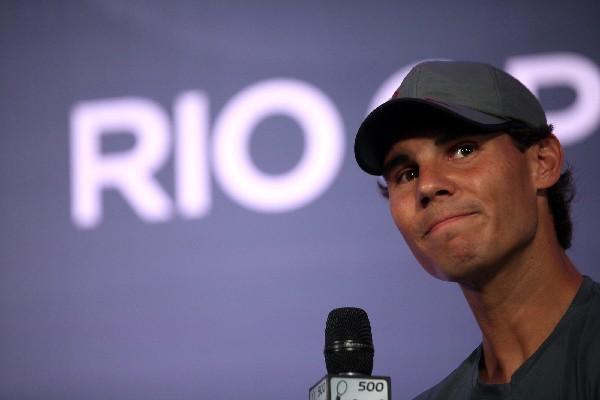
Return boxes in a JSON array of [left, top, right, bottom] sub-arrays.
[[383, 130, 540, 284]]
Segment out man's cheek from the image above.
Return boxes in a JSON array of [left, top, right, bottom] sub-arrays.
[[390, 206, 410, 230], [393, 218, 412, 239]]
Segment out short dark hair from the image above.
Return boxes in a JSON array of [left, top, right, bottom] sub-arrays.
[[377, 123, 575, 249]]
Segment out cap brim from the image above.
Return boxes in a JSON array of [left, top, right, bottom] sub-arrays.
[[354, 98, 513, 175]]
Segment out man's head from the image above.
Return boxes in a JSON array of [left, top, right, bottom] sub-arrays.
[[354, 61, 574, 282]]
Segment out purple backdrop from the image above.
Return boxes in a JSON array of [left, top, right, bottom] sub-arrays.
[[1, 1, 599, 399]]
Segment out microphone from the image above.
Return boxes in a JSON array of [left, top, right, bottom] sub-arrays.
[[309, 307, 392, 400]]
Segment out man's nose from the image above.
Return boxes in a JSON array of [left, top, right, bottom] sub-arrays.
[[416, 164, 454, 208]]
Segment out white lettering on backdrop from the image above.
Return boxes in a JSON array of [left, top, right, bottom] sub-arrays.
[[70, 52, 600, 229], [71, 79, 345, 228]]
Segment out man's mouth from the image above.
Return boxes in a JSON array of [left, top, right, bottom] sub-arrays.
[[424, 212, 478, 237]]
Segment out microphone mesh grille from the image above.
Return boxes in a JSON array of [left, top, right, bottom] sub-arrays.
[[324, 307, 374, 375]]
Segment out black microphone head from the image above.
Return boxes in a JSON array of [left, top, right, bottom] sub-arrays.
[[324, 307, 374, 375]]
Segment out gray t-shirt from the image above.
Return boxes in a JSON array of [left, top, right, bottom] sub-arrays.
[[414, 276, 600, 399]]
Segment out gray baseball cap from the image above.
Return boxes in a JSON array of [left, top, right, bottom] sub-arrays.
[[354, 61, 547, 175]]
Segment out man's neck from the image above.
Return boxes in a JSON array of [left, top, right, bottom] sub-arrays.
[[459, 230, 582, 385]]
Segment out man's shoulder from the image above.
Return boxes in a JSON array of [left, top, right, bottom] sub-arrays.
[[573, 276, 600, 337], [412, 277, 600, 400], [584, 275, 600, 309], [412, 347, 479, 400], [578, 276, 600, 369]]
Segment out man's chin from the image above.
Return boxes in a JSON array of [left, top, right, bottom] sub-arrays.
[[425, 260, 506, 290], [418, 254, 484, 284]]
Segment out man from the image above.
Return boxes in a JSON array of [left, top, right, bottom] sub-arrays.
[[354, 61, 600, 399]]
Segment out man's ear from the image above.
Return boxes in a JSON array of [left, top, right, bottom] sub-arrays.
[[530, 134, 564, 190]]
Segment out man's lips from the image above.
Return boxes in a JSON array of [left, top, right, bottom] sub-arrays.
[[424, 212, 478, 237]]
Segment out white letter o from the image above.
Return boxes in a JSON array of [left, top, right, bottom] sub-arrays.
[[212, 78, 345, 213]]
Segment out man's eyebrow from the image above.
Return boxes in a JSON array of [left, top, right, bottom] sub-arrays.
[[382, 153, 410, 179], [434, 132, 464, 145], [434, 131, 491, 145]]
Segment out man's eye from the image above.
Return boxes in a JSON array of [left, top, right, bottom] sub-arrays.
[[395, 167, 419, 184], [452, 143, 477, 159]]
